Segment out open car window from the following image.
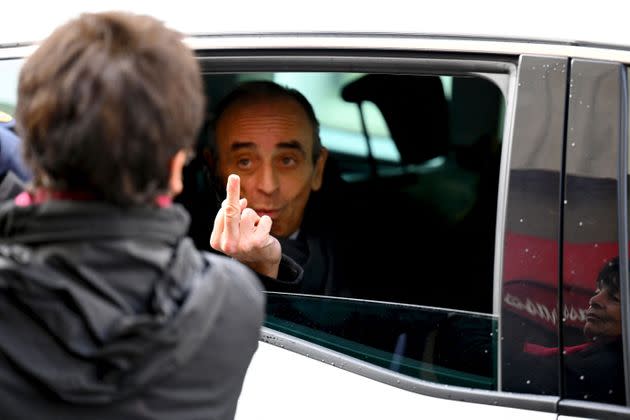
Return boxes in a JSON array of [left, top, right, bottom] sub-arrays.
[[183, 67, 508, 390]]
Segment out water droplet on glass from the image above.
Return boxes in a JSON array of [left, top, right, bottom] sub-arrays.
[[594, 243, 598, 248], [526, 380, 531, 384], [571, 142, 576, 147], [579, 100, 583, 105], [578, 221, 583, 226], [519, 218, 524, 223], [484, 349, 488, 353], [609, 389, 613, 394], [564, 199, 568, 204], [525, 248, 529, 253], [490, 332, 493, 337], [584, 394, 589, 399], [580, 375, 585, 380], [586, 104, 590, 108]]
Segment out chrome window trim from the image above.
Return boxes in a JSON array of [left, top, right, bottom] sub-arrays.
[[260, 326, 559, 413], [186, 35, 630, 63], [3, 34, 630, 62]]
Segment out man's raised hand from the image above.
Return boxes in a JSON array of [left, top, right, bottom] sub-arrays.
[[210, 174, 281, 278]]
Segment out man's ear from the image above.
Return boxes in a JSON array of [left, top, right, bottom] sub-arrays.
[[311, 147, 329, 191], [168, 150, 188, 196]]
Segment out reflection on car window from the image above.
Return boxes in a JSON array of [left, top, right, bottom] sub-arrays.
[[265, 293, 498, 389]]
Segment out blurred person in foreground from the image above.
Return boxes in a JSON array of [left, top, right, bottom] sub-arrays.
[[0, 11, 268, 420]]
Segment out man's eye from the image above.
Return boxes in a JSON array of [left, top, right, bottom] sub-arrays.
[[280, 156, 297, 166], [237, 158, 252, 169]]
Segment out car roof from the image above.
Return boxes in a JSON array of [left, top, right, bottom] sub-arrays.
[[2, 1, 630, 50]]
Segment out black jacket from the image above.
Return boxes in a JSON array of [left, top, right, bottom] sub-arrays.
[[0, 200, 265, 420]]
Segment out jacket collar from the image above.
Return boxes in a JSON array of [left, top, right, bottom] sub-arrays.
[[0, 199, 190, 246]]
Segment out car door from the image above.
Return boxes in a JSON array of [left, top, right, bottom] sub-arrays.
[[221, 45, 627, 420], [194, 42, 564, 419]]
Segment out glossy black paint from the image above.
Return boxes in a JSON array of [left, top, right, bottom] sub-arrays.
[[501, 55, 568, 395]]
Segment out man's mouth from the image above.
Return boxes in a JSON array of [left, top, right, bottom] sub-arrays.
[[254, 208, 280, 219]]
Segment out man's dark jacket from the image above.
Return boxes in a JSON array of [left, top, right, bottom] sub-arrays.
[[0, 199, 265, 420]]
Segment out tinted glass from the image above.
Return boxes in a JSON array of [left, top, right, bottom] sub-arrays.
[[501, 55, 568, 396], [265, 293, 498, 389], [561, 60, 625, 405]]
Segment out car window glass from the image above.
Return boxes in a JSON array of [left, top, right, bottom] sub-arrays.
[[265, 293, 499, 389], [561, 60, 626, 405], [500, 56, 568, 398]]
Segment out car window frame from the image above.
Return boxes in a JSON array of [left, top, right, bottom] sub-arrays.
[[193, 48, 572, 415]]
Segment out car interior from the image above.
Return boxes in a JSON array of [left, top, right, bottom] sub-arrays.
[[178, 70, 505, 314], [174, 69, 506, 388]]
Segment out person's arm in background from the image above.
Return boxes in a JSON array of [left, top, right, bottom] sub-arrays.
[[0, 123, 32, 201]]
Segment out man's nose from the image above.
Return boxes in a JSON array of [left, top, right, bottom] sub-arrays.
[[257, 164, 279, 194]]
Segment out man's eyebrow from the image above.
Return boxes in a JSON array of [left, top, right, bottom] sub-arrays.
[[229, 140, 307, 156], [277, 140, 306, 156], [229, 141, 257, 151]]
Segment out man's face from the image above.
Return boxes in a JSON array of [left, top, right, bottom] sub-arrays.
[[584, 285, 622, 340], [215, 96, 327, 238]]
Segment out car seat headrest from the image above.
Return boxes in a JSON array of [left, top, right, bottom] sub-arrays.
[[341, 74, 449, 165]]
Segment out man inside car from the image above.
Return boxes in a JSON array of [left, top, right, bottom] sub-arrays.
[[205, 80, 359, 295]]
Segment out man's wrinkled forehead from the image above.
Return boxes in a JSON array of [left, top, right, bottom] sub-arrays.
[[215, 96, 315, 151]]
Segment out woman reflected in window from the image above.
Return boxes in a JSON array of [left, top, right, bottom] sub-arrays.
[[563, 256, 624, 404]]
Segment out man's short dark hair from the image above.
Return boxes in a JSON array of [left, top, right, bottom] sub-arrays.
[[16, 12, 205, 206], [210, 80, 321, 162]]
